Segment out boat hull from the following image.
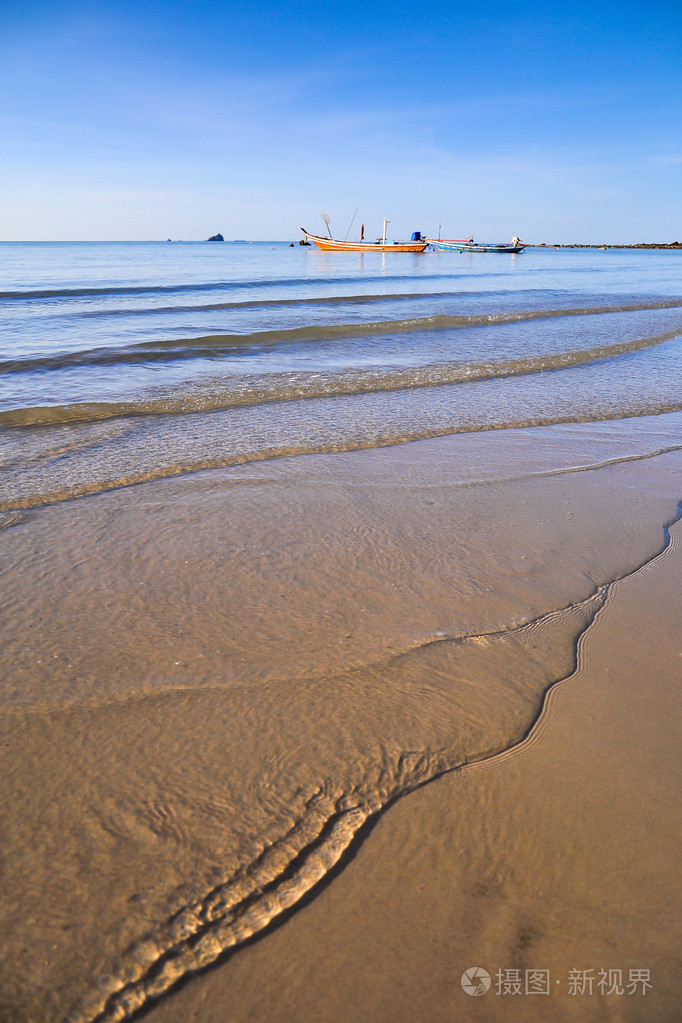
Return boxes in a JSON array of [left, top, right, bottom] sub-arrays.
[[301, 230, 427, 253], [428, 240, 525, 253]]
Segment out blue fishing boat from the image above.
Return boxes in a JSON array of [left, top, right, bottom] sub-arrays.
[[428, 235, 525, 253]]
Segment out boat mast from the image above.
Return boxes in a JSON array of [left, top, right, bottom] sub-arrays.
[[344, 207, 359, 242], [382, 219, 390, 245]]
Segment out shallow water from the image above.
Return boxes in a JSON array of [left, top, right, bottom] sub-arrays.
[[2, 242, 682, 507]]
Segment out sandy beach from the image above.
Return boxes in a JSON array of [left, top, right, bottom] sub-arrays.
[[1, 419, 680, 1022], [144, 469, 682, 1023]]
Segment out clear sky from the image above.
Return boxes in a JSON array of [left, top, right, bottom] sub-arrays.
[[1, 0, 680, 242]]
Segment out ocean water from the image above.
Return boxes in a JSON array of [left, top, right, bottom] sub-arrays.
[[2, 240, 682, 508], [1, 242, 682, 1023]]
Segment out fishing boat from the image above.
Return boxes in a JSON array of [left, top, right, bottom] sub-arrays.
[[428, 236, 525, 253], [301, 219, 427, 253]]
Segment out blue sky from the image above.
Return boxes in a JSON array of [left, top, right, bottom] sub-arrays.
[[1, 0, 680, 242]]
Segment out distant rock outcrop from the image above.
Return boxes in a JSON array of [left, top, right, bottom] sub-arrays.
[[533, 241, 682, 250], [207, 233, 224, 242]]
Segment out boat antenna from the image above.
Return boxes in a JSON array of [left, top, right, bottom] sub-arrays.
[[438, 222, 442, 240], [344, 207, 359, 242], [321, 213, 333, 240]]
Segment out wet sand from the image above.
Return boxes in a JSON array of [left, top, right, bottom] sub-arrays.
[[147, 497, 682, 1023], [0, 421, 680, 1022]]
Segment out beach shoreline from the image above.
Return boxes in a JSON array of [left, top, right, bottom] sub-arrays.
[[145, 490, 682, 1023], [1, 419, 680, 1022]]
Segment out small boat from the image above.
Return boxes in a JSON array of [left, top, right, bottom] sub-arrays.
[[301, 220, 427, 253], [428, 236, 525, 253]]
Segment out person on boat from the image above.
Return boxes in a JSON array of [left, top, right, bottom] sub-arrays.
[[512, 236, 521, 247]]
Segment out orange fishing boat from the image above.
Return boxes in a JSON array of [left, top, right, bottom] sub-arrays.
[[301, 219, 427, 253]]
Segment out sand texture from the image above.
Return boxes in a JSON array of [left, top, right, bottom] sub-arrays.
[[146, 493, 682, 1023], [0, 422, 680, 1022]]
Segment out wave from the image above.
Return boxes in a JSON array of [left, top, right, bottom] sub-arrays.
[[3, 274, 681, 306], [5, 411, 682, 514], [2, 328, 681, 429], [4, 300, 682, 376], [0, 271, 487, 303], [74, 289, 492, 318], [15, 285, 654, 321]]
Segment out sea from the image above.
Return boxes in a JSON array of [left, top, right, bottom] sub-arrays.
[[2, 240, 682, 509]]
